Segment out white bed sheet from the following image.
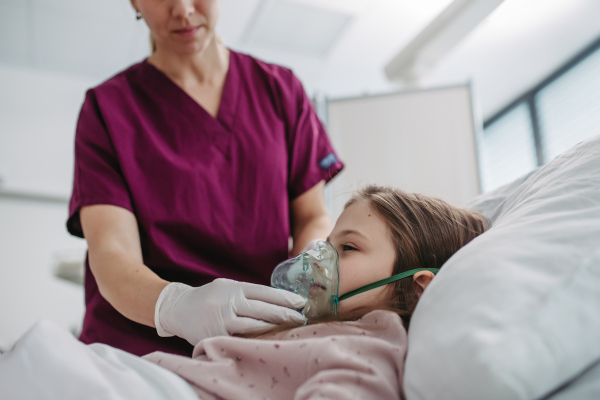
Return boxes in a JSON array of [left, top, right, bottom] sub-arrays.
[[0, 319, 198, 400]]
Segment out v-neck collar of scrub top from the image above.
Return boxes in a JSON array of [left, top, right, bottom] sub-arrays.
[[138, 51, 241, 155]]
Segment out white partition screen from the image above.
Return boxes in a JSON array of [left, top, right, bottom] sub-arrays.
[[326, 85, 481, 220]]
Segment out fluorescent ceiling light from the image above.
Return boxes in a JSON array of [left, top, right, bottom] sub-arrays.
[[385, 0, 505, 86]]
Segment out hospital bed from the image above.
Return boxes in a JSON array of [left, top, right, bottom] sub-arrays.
[[2, 134, 600, 400]]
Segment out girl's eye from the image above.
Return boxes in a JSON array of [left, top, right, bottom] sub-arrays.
[[341, 244, 357, 251]]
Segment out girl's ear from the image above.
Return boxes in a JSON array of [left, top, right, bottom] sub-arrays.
[[413, 271, 435, 293]]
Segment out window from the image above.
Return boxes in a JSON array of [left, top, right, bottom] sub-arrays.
[[481, 36, 600, 192], [480, 103, 537, 192], [537, 48, 600, 162]]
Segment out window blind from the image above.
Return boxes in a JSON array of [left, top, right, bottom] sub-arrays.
[[537, 47, 600, 162], [481, 103, 538, 192]]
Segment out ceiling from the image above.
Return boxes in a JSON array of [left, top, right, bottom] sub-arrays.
[[1, 0, 600, 120]]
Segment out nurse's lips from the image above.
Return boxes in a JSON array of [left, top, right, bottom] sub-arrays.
[[172, 25, 201, 38]]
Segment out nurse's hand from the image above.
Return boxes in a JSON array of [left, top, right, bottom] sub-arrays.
[[155, 279, 307, 346]]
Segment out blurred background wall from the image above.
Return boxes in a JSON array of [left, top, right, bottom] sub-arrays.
[[1, 0, 599, 350]]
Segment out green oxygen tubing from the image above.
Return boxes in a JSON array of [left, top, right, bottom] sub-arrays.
[[332, 267, 440, 305]]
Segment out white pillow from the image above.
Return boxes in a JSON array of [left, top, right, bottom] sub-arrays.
[[464, 167, 537, 224], [404, 134, 600, 400]]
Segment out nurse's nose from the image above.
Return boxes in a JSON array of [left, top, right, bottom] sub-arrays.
[[171, 0, 195, 19]]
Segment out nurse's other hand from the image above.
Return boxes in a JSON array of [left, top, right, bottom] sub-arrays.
[[155, 279, 306, 346]]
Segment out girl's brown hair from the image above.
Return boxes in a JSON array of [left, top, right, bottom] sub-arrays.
[[345, 185, 490, 328]]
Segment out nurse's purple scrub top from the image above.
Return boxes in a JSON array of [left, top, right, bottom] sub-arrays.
[[66, 50, 343, 357]]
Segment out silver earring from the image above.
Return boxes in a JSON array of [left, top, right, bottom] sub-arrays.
[[135, 11, 142, 20]]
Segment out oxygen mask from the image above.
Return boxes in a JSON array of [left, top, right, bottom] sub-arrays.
[[271, 240, 339, 319], [271, 240, 441, 320]]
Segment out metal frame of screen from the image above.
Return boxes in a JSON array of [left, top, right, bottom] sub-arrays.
[[313, 83, 482, 223]]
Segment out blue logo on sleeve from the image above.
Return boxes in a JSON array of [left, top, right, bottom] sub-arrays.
[[319, 153, 338, 170]]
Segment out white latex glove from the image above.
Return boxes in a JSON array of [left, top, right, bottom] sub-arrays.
[[155, 278, 306, 346]]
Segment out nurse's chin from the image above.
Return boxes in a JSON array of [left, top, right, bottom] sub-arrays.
[[171, 33, 214, 55]]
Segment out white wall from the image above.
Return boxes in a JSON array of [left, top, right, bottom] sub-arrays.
[[0, 65, 99, 349], [0, 65, 100, 196], [0, 0, 151, 80], [0, 198, 86, 350]]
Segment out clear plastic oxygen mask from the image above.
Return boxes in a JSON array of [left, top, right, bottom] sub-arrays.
[[271, 240, 339, 319], [271, 240, 440, 320]]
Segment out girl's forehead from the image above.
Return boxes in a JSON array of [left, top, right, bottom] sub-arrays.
[[334, 201, 389, 240]]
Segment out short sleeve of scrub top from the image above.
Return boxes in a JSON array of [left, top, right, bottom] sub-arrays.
[[67, 50, 344, 357]]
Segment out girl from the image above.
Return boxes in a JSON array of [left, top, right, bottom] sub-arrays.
[[142, 186, 491, 399]]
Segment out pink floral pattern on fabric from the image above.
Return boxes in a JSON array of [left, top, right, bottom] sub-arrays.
[[143, 310, 407, 400]]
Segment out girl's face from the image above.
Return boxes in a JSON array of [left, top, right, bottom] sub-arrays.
[[132, 0, 220, 56], [328, 200, 396, 313]]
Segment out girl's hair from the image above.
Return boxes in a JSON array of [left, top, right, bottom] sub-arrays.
[[344, 185, 490, 328]]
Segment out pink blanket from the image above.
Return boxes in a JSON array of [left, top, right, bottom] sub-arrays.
[[143, 310, 407, 400]]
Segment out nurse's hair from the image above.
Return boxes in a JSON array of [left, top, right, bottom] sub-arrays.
[[150, 34, 157, 53], [345, 185, 490, 328]]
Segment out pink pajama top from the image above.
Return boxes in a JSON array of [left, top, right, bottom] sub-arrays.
[[143, 310, 408, 400], [67, 50, 343, 357]]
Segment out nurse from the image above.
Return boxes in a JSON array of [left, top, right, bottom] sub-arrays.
[[66, 0, 343, 356]]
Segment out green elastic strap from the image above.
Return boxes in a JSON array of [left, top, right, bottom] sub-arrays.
[[331, 268, 440, 304]]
